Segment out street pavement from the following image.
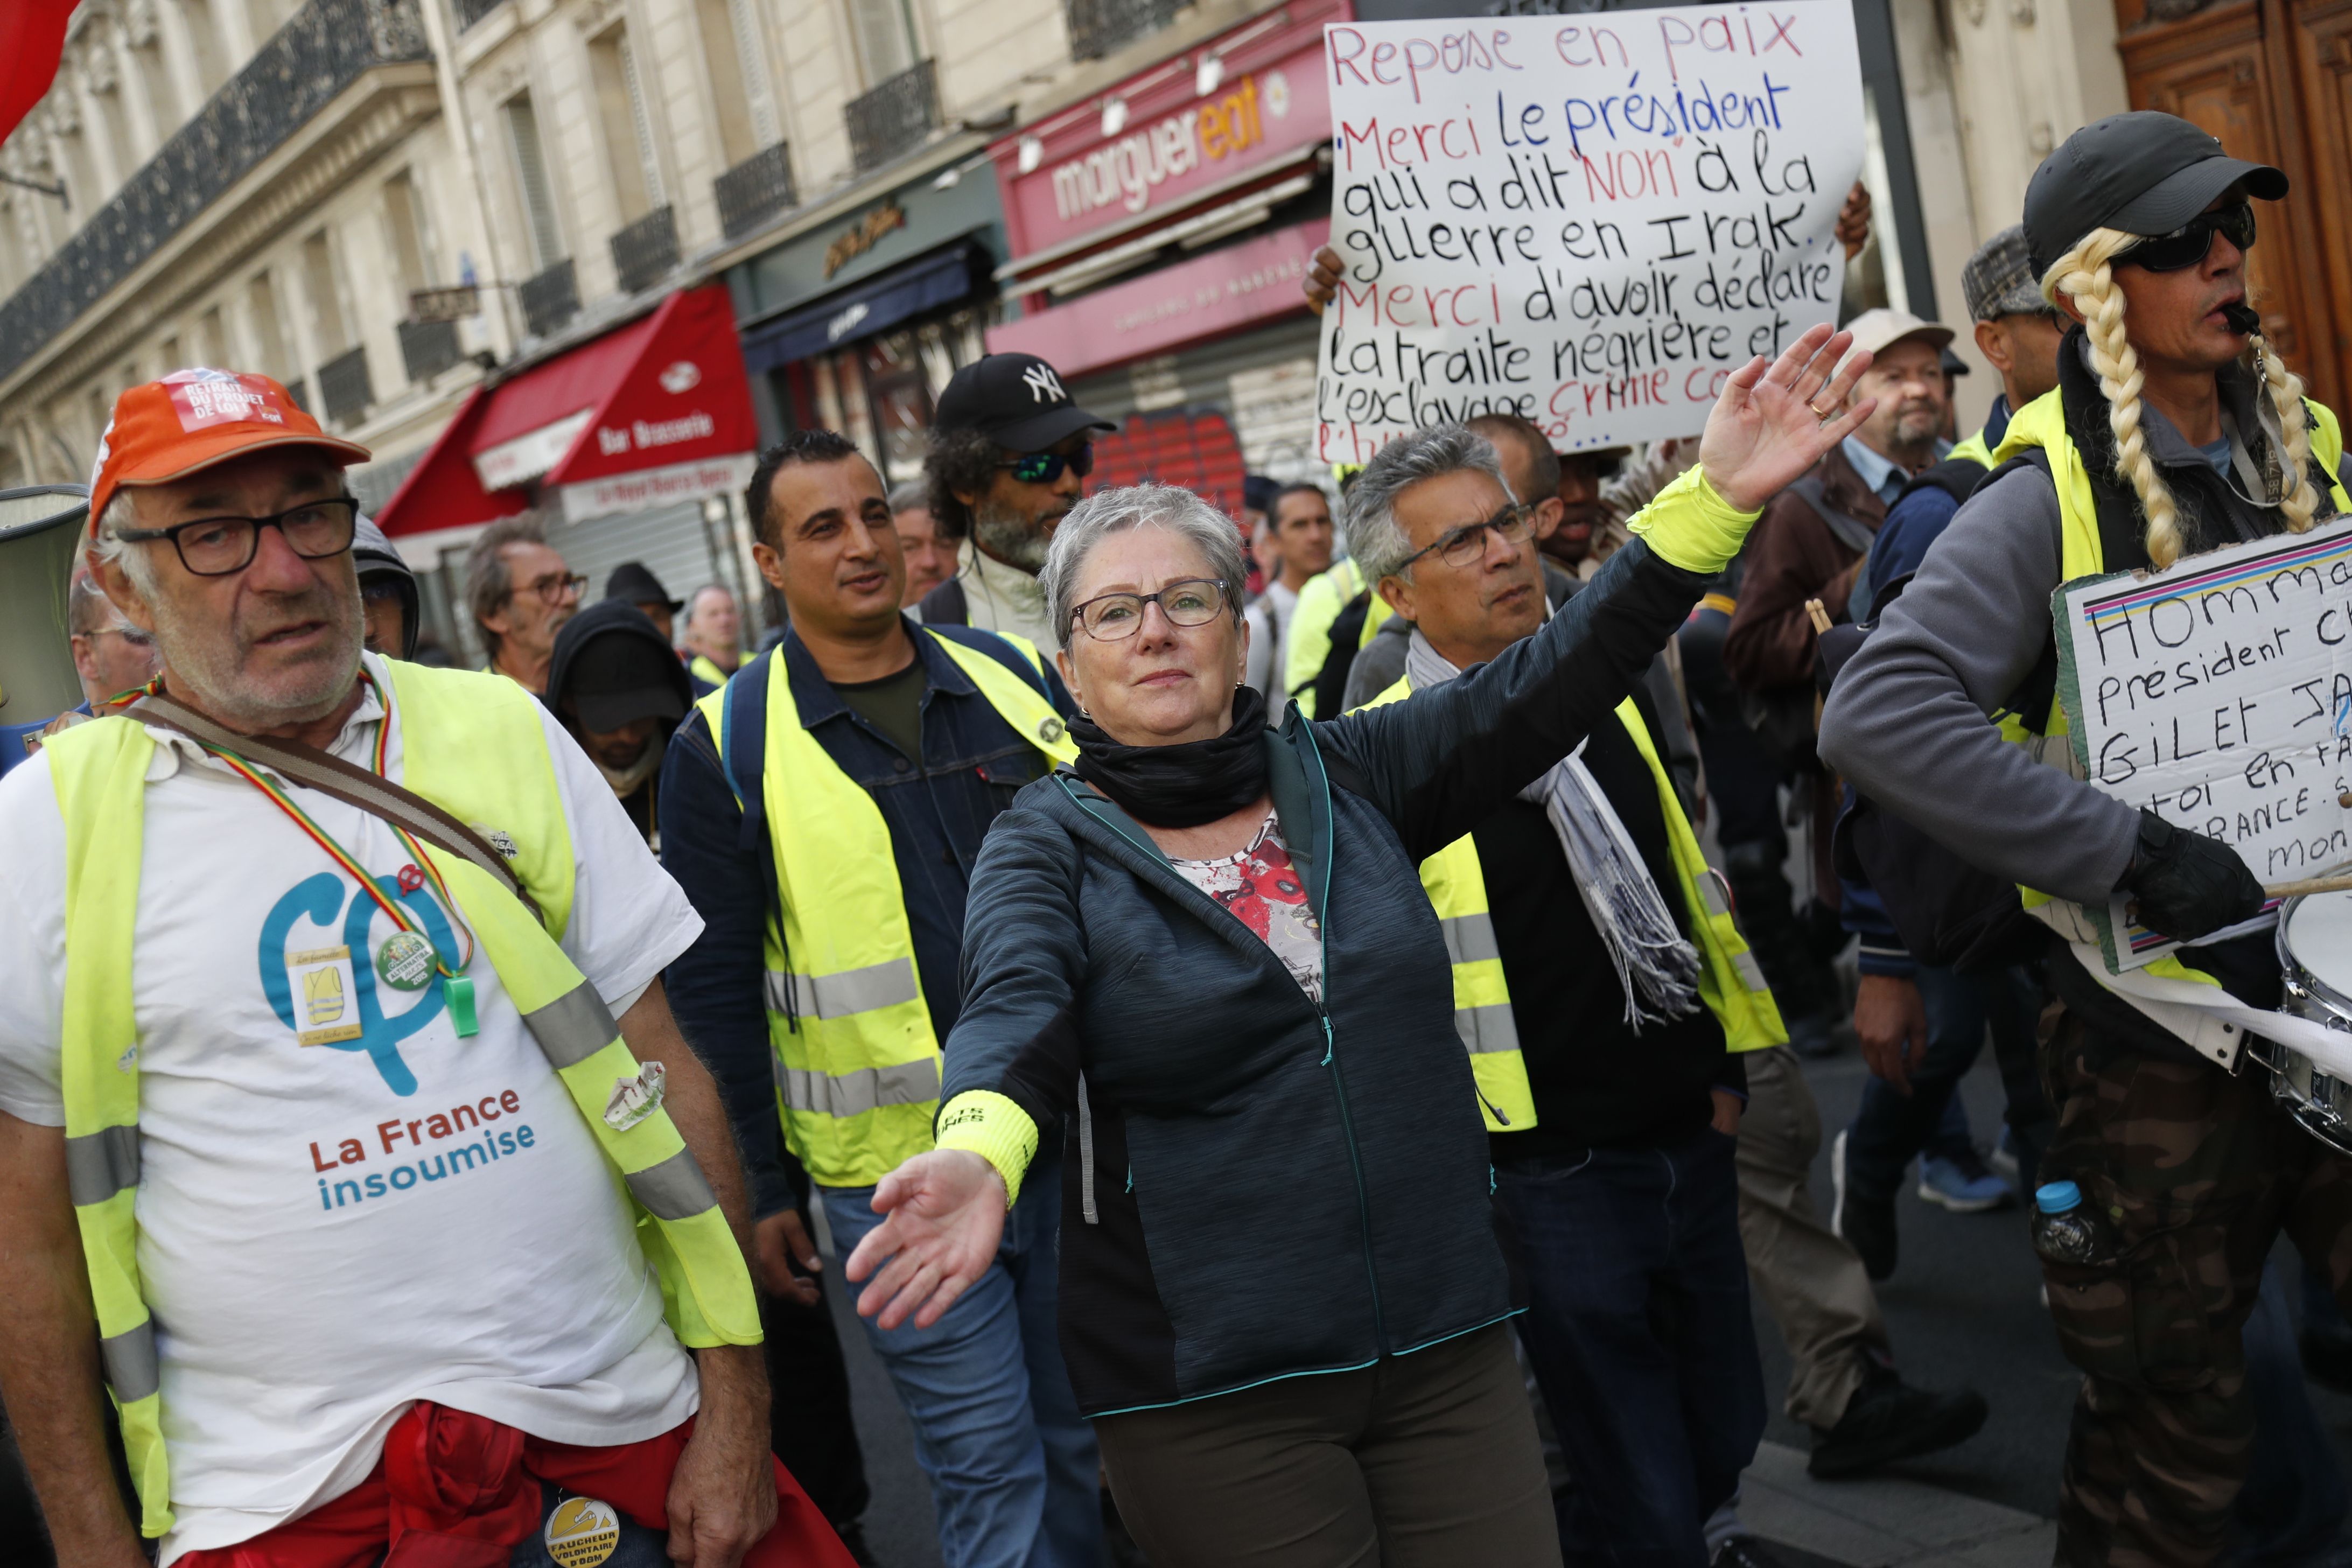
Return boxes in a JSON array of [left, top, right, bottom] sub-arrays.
[[817, 1044, 2352, 1566]]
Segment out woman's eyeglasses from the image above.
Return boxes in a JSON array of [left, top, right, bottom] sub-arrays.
[[111, 496, 361, 577], [2122, 201, 2256, 272], [1069, 578, 1231, 641], [1396, 502, 1536, 572], [1000, 446, 1095, 485]]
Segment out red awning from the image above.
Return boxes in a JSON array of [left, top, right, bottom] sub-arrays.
[[377, 284, 757, 537]]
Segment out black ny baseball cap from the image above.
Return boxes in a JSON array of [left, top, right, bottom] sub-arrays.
[[934, 353, 1115, 453], [2023, 111, 2287, 277]]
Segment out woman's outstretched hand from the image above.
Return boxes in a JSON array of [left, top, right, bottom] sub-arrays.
[[1697, 324, 1876, 514], [843, 1150, 1007, 1331]]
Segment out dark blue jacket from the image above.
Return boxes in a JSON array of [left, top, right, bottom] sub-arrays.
[[659, 619, 1074, 1217], [943, 538, 1714, 1416]]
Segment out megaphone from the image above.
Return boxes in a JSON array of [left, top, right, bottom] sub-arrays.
[[0, 485, 92, 778]]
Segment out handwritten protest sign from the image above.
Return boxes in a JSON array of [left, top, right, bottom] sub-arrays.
[[2055, 523, 2352, 971], [1312, 2, 1864, 463]]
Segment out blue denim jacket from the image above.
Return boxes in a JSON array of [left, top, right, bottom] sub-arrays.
[[659, 618, 1075, 1215]]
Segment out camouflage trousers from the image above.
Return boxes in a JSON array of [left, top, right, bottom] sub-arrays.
[[2041, 1012, 2352, 1567]]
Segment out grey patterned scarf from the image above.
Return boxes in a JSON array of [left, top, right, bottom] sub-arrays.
[[1405, 627, 1702, 1030]]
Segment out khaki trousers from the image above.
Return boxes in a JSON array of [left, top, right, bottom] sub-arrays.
[[1734, 1045, 1892, 1429]]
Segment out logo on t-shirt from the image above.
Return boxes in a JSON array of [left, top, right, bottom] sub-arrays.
[[261, 873, 453, 1095]]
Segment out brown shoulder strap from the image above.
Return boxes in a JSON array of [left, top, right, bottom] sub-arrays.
[[129, 692, 542, 923]]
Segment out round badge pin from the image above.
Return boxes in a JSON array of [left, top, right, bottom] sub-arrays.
[[544, 1495, 621, 1567], [376, 930, 436, 992], [1038, 716, 1065, 745]]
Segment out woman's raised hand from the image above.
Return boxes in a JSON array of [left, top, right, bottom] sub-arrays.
[[843, 1149, 1008, 1331], [1697, 324, 1876, 514]]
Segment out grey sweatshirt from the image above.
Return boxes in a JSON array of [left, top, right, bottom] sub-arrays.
[[1819, 341, 2349, 905]]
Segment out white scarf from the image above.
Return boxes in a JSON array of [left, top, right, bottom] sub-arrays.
[[1405, 627, 1702, 1031]]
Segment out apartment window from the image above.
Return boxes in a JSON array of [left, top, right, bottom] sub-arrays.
[[587, 26, 662, 223], [383, 172, 434, 297], [60, 127, 99, 217], [94, 81, 138, 189], [302, 230, 349, 356], [247, 269, 292, 380], [505, 94, 564, 270], [158, 334, 182, 374], [846, 0, 919, 85], [180, 0, 228, 95], [131, 31, 180, 129], [195, 306, 227, 367], [698, 0, 772, 165]]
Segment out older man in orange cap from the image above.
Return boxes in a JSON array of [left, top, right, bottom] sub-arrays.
[[0, 369, 851, 1568]]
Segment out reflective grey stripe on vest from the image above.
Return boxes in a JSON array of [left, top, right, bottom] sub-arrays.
[[1075, 1073, 1098, 1226], [1454, 1002, 1521, 1055], [1439, 912, 1502, 967], [1696, 868, 1773, 997], [626, 1147, 719, 1221], [780, 1056, 942, 1119], [66, 1123, 139, 1207], [522, 981, 621, 1069], [762, 957, 921, 1021], [103, 1320, 159, 1402]]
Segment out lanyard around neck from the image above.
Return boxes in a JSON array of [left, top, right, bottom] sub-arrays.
[[170, 670, 480, 1035]]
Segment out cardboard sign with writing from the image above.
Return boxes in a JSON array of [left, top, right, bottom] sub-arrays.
[[1312, 2, 1864, 463], [2054, 522, 2352, 971]]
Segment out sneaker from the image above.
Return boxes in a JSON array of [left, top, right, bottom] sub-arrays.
[[1918, 1148, 2014, 1213], [1713, 1537, 1793, 1568], [1987, 1128, 2021, 1184], [1831, 1130, 1898, 1280], [1808, 1368, 1989, 1479]]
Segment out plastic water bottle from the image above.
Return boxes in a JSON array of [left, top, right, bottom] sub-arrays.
[[2029, 1180, 2117, 1268]]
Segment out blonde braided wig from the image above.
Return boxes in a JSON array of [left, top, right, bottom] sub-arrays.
[[2040, 227, 2320, 569]]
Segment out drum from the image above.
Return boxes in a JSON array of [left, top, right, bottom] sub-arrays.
[[2272, 883, 2352, 1156]]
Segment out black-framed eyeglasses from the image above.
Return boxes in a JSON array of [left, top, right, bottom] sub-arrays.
[[2123, 200, 2257, 272], [1069, 578, 1232, 641], [111, 495, 361, 577], [1396, 502, 1536, 572], [1000, 445, 1094, 485]]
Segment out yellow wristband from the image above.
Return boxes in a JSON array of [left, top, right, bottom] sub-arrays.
[[934, 1090, 1039, 1208], [1625, 465, 1763, 576]]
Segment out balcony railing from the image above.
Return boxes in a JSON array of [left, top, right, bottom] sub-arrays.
[[318, 345, 373, 426], [610, 205, 679, 296], [453, 0, 505, 27], [397, 316, 462, 383], [714, 142, 797, 241], [845, 59, 939, 174], [0, 0, 430, 383], [1064, 0, 1184, 61], [519, 258, 580, 339]]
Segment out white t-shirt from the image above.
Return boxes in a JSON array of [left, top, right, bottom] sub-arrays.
[[0, 655, 706, 1562], [1243, 579, 1300, 700]]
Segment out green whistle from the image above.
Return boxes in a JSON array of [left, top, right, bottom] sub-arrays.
[[445, 975, 479, 1038]]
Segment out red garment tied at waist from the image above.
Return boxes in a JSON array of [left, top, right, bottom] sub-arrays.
[[178, 1401, 852, 1568]]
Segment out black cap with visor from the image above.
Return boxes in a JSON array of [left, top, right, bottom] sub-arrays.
[[933, 353, 1117, 454], [2024, 111, 2286, 279]]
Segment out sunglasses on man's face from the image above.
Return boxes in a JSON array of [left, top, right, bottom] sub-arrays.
[[999, 445, 1094, 485], [2122, 200, 2257, 273]]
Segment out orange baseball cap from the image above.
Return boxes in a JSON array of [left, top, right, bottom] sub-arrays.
[[87, 368, 371, 534]]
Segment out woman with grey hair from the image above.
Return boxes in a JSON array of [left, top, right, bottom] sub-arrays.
[[846, 325, 1877, 1566]]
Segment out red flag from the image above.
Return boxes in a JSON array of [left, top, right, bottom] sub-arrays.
[[1, 1, 80, 151]]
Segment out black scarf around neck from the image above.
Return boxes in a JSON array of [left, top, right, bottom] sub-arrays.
[[1069, 684, 1270, 828]]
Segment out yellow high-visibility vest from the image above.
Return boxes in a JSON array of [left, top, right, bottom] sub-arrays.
[[699, 629, 1077, 1188], [44, 662, 759, 1539], [1359, 680, 1786, 1131]]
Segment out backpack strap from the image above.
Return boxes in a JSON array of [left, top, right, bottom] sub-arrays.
[[918, 575, 970, 627]]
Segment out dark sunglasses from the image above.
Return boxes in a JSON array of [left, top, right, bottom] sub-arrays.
[[1000, 445, 1094, 485], [2122, 201, 2256, 273], [111, 496, 360, 577]]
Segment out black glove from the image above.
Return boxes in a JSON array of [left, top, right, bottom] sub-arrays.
[[2119, 811, 2264, 942]]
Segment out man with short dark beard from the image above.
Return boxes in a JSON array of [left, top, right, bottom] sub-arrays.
[[918, 353, 1114, 654]]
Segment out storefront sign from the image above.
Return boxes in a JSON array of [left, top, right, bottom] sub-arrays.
[[825, 201, 908, 278], [558, 453, 758, 523], [1310, 1, 1864, 461], [992, 0, 1348, 260], [988, 219, 1326, 380]]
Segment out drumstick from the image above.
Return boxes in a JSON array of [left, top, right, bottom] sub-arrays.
[[2267, 875, 2352, 899]]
